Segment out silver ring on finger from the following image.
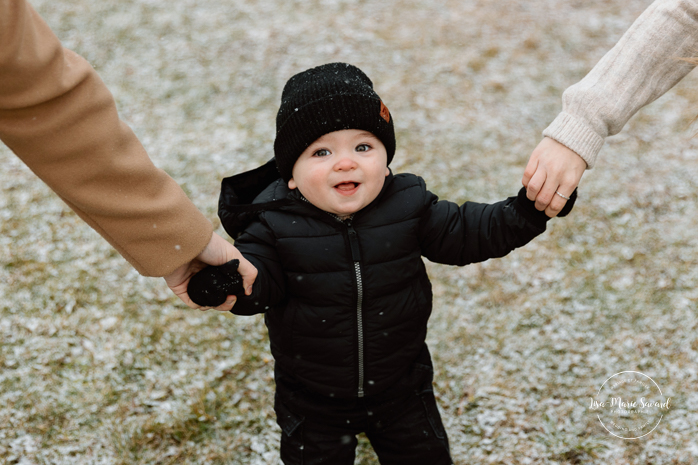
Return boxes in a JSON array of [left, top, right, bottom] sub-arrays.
[[555, 190, 571, 201]]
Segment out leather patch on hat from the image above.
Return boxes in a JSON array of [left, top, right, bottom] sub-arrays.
[[379, 101, 390, 123]]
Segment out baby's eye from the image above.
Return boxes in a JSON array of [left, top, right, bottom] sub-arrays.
[[355, 144, 371, 152], [313, 148, 331, 157]]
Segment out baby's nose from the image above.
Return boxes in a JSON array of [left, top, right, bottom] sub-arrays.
[[334, 153, 358, 170]]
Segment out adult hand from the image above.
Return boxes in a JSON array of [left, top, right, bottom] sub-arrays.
[[522, 137, 587, 217], [164, 232, 257, 311]]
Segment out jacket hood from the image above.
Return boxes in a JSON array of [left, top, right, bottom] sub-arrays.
[[218, 159, 293, 239]]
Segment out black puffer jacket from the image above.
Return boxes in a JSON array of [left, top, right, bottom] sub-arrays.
[[219, 161, 567, 399]]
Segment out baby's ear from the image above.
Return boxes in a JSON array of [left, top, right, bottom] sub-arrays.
[[385, 167, 390, 176], [288, 178, 297, 190]]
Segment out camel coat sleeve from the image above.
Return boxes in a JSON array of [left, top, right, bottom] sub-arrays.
[[543, 0, 698, 168], [0, 0, 213, 277]]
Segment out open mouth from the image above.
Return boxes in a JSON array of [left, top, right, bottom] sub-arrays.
[[334, 182, 360, 192]]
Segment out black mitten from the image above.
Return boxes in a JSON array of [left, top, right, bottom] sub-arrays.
[[187, 259, 245, 307], [515, 187, 578, 224]]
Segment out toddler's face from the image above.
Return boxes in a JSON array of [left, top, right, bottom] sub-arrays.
[[288, 129, 389, 219]]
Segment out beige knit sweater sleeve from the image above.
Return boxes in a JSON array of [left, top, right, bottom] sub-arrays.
[[0, 0, 213, 277], [543, 0, 698, 168]]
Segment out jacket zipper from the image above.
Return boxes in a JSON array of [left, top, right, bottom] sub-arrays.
[[353, 260, 365, 397], [345, 220, 365, 398], [299, 197, 366, 397]]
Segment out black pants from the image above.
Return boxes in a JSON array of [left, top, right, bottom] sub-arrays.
[[274, 362, 453, 465]]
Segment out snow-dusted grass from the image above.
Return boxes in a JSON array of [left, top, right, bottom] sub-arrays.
[[2, 0, 698, 463]]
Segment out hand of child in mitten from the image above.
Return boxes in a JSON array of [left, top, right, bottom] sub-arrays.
[[187, 259, 245, 307], [515, 186, 578, 226]]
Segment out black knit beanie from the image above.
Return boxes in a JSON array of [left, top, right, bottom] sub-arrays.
[[274, 63, 396, 182]]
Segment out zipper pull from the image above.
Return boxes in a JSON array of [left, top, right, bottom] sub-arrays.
[[345, 220, 361, 262]]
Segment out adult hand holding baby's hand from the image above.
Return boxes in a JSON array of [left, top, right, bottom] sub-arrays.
[[522, 137, 586, 217], [164, 232, 256, 311]]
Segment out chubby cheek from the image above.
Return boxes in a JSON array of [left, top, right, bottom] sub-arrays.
[[293, 169, 328, 201], [309, 168, 329, 187]]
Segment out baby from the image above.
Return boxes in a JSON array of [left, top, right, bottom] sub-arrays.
[[193, 62, 575, 464]]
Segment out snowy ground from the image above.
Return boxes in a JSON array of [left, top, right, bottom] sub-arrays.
[[2, 0, 698, 463]]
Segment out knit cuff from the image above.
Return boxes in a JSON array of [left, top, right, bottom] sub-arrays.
[[542, 112, 604, 169]]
